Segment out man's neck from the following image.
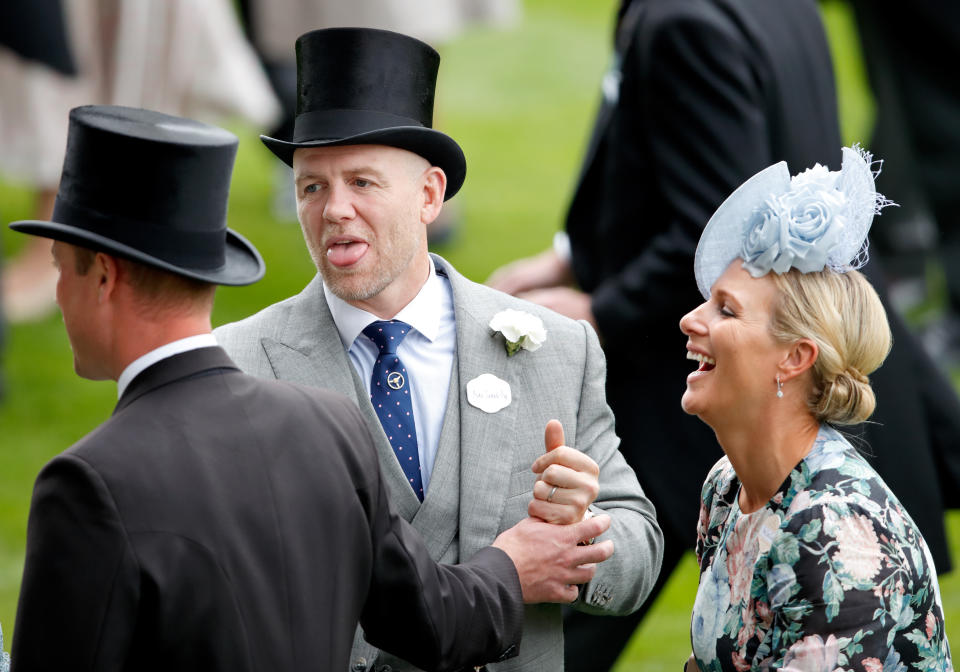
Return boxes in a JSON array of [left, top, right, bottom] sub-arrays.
[[111, 317, 213, 381]]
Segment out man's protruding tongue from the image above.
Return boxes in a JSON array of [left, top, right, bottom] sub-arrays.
[[327, 241, 369, 267]]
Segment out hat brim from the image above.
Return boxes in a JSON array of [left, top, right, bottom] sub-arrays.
[[260, 126, 466, 200], [9, 219, 265, 286], [693, 162, 791, 299]]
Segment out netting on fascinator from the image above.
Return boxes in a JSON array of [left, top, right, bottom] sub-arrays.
[[693, 145, 896, 299], [831, 145, 896, 272]]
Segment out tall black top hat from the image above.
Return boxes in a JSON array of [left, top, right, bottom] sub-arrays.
[[10, 105, 265, 286], [261, 28, 466, 200]]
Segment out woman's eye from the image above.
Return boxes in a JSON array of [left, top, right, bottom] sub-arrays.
[[354, 178, 370, 188], [720, 306, 735, 318], [304, 184, 319, 194]]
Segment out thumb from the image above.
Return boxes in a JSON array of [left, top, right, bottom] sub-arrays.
[[544, 419, 565, 453]]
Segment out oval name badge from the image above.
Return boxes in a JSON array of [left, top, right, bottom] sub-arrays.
[[466, 373, 512, 414]]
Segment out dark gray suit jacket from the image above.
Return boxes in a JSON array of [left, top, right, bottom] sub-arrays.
[[12, 347, 522, 672]]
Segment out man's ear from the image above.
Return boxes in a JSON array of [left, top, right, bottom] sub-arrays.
[[421, 166, 447, 226], [93, 251, 120, 304], [778, 338, 818, 382]]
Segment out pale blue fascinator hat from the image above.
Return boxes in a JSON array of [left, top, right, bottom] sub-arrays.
[[694, 146, 894, 299]]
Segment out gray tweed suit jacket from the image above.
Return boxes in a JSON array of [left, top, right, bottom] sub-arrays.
[[214, 254, 664, 672]]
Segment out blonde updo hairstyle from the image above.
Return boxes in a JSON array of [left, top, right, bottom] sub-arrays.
[[768, 268, 892, 425]]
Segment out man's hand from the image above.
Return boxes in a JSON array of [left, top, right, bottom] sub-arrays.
[[516, 286, 597, 330], [529, 420, 600, 524], [492, 514, 614, 603], [486, 248, 572, 296]]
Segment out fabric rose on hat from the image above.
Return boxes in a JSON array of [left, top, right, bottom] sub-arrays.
[[741, 164, 846, 278]]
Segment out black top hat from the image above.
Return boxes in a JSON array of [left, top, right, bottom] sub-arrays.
[[10, 105, 264, 286], [261, 28, 466, 200]]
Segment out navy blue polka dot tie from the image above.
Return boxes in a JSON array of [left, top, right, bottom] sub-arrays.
[[363, 320, 423, 501]]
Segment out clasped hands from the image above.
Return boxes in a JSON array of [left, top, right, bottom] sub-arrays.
[[493, 419, 612, 604]]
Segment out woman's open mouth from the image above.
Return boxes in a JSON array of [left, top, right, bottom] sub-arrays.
[[687, 351, 716, 372]]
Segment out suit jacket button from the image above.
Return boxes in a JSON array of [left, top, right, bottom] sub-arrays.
[[351, 659, 367, 671]]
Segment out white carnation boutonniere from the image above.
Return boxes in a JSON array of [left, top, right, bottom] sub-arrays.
[[489, 309, 546, 357]]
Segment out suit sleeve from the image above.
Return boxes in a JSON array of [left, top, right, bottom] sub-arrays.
[[355, 414, 524, 671], [12, 455, 139, 672], [590, 11, 773, 344], [572, 322, 664, 615]]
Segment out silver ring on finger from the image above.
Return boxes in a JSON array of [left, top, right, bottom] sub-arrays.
[[547, 485, 559, 502]]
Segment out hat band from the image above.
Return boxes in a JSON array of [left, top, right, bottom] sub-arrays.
[[53, 197, 227, 269], [292, 108, 426, 143]]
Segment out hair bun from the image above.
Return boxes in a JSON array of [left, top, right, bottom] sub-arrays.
[[817, 367, 875, 425]]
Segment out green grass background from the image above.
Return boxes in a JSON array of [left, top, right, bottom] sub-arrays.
[[0, 1, 956, 668]]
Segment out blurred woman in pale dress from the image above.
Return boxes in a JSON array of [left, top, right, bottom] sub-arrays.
[[0, 0, 278, 321]]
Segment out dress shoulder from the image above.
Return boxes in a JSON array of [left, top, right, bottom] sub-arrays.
[[696, 455, 737, 566], [700, 454, 736, 509]]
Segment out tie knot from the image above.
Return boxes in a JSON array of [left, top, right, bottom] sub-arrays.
[[362, 320, 412, 355]]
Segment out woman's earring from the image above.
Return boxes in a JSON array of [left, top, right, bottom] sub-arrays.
[[776, 374, 784, 398]]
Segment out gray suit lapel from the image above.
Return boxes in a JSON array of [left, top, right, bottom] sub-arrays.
[[436, 257, 521, 560], [260, 276, 359, 399], [262, 275, 422, 521]]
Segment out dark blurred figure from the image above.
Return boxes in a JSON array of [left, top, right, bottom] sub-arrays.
[[844, 0, 960, 367], [488, 0, 960, 669], [0, 0, 75, 75]]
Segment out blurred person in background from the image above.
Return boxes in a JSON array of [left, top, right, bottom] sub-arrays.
[[0, 0, 278, 323], [840, 0, 960, 369], [488, 0, 960, 668], [0, 0, 75, 361]]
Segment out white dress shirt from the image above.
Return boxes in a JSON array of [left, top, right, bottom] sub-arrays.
[[324, 259, 456, 493], [116, 334, 219, 398]]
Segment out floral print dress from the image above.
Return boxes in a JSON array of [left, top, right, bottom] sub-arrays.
[[1, 623, 8, 672], [691, 425, 952, 671]]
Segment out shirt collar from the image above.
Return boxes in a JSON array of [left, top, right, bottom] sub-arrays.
[[323, 257, 443, 349], [116, 333, 218, 398]]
